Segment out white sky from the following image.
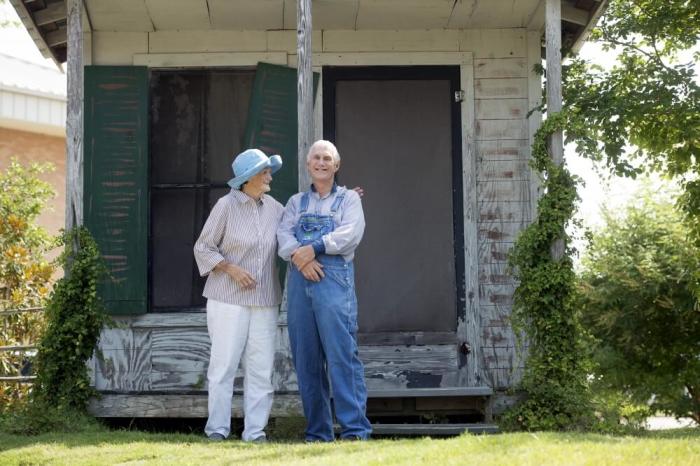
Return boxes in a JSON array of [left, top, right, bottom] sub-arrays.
[[0, 2, 686, 257]]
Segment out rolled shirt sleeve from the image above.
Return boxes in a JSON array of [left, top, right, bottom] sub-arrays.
[[193, 198, 227, 276], [277, 194, 302, 261], [322, 189, 365, 257]]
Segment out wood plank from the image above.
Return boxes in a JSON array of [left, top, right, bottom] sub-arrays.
[[476, 99, 529, 120], [148, 31, 267, 53], [150, 328, 210, 373], [289, 52, 473, 67], [370, 423, 499, 435], [479, 304, 514, 328], [479, 263, 516, 285], [267, 30, 323, 53], [459, 29, 527, 58], [478, 240, 515, 263], [474, 58, 528, 79], [481, 326, 517, 348], [358, 332, 458, 346], [482, 366, 524, 390], [92, 32, 148, 66], [481, 346, 527, 370], [479, 202, 531, 222], [477, 221, 529, 242], [356, 1, 454, 29], [478, 160, 530, 181], [527, 30, 544, 221], [298, 0, 314, 191], [144, 0, 211, 30], [475, 119, 529, 140], [88, 393, 304, 418], [322, 30, 460, 52], [360, 345, 460, 390], [477, 139, 530, 160], [477, 179, 531, 202], [132, 52, 288, 68], [65, 0, 83, 231], [479, 284, 516, 307], [95, 329, 151, 391], [34, 1, 65, 26], [459, 61, 481, 387], [475, 78, 528, 99]]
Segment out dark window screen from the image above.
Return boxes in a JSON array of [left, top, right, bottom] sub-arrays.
[[150, 70, 254, 311]]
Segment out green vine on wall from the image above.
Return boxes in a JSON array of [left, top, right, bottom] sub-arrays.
[[502, 112, 595, 431], [32, 226, 109, 411]]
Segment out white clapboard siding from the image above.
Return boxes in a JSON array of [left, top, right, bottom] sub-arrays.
[[476, 99, 529, 120]]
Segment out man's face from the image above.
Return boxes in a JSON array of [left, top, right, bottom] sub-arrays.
[[307, 148, 339, 183]]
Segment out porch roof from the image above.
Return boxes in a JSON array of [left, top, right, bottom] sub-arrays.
[[12, 0, 606, 66]]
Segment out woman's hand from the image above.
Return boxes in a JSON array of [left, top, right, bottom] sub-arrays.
[[300, 260, 324, 282], [215, 261, 256, 289], [292, 245, 315, 270]]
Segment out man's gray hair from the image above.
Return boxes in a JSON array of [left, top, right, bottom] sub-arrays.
[[306, 140, 341, 164]]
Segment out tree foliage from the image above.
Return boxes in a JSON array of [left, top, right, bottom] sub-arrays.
[[579, 189, 700, 423], [564, 0, 699, 219], [0, 160, 56, 408]]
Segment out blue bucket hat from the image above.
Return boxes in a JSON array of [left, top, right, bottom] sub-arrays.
[[228, 148, 282, 189]]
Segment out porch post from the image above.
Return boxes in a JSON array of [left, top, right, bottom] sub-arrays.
[[545, 0, 564, 260], [297, 0, 313, 190], [66, 0, 84, 231]]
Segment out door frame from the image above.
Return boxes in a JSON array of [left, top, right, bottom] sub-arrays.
[[317, 55, 481, 387], [322, 65, 466, 344]]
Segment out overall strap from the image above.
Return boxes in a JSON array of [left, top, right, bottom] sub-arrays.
[[329, 187, 346, 216], [299, 191, 311, 214]]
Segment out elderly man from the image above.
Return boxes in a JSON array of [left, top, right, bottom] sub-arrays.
[[278, 139, 372, 442]]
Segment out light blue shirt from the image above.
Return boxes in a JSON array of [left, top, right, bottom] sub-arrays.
[[277, 185, 365, 262]]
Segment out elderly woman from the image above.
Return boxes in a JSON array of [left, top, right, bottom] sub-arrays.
[[193, 148, 284, 443], [277, 140, 372, 442]]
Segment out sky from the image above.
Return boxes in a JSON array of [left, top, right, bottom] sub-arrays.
[[0, 1, 682, 259]]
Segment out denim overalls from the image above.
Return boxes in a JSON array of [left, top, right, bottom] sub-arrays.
[[287, 188, 372, 441]]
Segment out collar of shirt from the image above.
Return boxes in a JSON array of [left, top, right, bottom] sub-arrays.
[[231, 188, 264, 205], [310, 182, 338, 200]]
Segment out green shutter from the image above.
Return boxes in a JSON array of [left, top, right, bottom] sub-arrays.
[[244, 62, 319, 286], [84, 66, 149, 315], [243, 62, 319, 206]]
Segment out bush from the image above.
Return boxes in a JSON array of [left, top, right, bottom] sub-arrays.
[[0, 159, 56, 408], [579, 187, 700, 424]]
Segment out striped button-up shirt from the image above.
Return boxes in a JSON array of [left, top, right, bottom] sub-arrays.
[[278, 185, 365, 262], [194, 189, 284, 307]]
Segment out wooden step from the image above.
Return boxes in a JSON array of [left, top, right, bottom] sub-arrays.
[[367, 387, 493, 398], [370, 423, 499, 436]]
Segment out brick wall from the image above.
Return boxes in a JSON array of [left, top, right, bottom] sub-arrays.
[[0, 127, 66, 236]]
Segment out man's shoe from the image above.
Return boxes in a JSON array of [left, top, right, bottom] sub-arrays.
[[251, 436, 267, 444], [340, 435, 364, 441], [208, 433, 226, 442]]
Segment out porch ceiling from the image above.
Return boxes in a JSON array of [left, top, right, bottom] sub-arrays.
[[12, 0, 605, 64], [87, 0, 545, 32]]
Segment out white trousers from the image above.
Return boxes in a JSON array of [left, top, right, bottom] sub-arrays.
[[204, 299, 278, 441]]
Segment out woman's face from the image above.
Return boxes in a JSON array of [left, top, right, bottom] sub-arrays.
[[246, 167, 273, 194], [307, 148, 339, 183]]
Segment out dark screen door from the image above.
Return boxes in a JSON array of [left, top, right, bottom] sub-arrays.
[[323, 66, 465, 346]]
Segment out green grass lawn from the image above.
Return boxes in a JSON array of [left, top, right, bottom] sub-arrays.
[[0, 429, 698, 466]]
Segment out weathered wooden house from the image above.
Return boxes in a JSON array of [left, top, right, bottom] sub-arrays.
[[12, 0, 605, 433]]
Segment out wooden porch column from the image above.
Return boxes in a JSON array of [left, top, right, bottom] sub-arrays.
[[297, 0, 313, 190], [66, 0, 84, 231], [545, 0, 564, 260]]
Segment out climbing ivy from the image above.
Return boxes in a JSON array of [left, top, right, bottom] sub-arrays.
[[31, 227, 109, 411], [501, 112, 595, 431]]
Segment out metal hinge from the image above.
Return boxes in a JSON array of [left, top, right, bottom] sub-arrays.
[[454, 90, 465, 103]]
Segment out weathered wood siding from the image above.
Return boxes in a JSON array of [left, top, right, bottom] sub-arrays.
[[88, 28, 539, 404]]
